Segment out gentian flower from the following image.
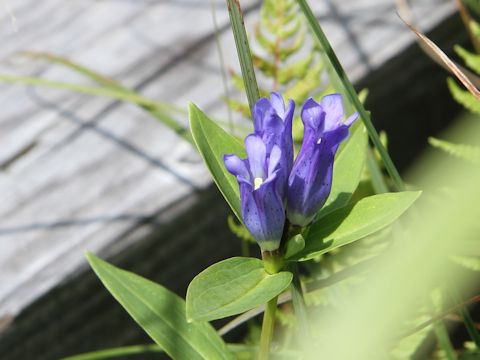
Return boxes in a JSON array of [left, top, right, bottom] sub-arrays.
[[287, 94, 359, 227], [224, 134, 285, 251], [252, 92, 294, 190]]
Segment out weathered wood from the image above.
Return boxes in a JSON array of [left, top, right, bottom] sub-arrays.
[[0, 0, 462, 358]]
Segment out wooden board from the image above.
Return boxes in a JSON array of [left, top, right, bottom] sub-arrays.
[[0, 0, 461, 358]]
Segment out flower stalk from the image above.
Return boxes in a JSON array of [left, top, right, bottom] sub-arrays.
[[259, 296, 279, 360]]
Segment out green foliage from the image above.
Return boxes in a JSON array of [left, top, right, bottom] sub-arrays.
[[429, 137, 480, 164], [296, 0, 405, 191], [86, 253, 233, 360], [447, 77, 480, 115], [228, 0, 330, 120], [189, 103, 245, 221], [186, 257, 292, 322], [454, 45, 480, 75], [292, 191, 421, 261], [62, 345, 163, 360], [225, 0, 260, 112]]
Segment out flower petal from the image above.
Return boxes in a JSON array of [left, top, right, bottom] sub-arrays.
[[245, 134, 267, 180], [252, 97, 273, 133], [270, 92, 286, 117], [320, 93, 344, 130], [267, 145, 282, 177], [223, 154, 250, 181], [301, 98, 324, 131], [344, 112, 359, 127]]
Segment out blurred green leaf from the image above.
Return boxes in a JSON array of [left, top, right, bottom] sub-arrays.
[[455, 45, 480, 75], [292, 191, 421, 261], [189, 103, 245, 221], [86, 253, 233, 360], [429, 137, 480, 164], [186, 257, 292, 322], [277, 52, 313, 85], [447, 77, 480, 114]]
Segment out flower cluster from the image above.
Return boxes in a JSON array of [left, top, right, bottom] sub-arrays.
[[224, 93, 358, 252]]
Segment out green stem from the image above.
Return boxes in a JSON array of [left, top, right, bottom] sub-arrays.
[[259, 296, 278, 360], [296, 0, 405, 191], [447, 280, 480, 347], [433, 321, 458, 360], [225, 0, 260, 114], [289, 262, 311, 339], [366, 149, 389, 193]]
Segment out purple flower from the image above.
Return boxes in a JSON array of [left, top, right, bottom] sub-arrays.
[[253, 92, 294, 189], [287, 94, 359, 227], [224, 134, 285, 251]]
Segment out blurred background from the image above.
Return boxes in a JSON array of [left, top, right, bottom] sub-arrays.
[[0, 0, 473, 359]]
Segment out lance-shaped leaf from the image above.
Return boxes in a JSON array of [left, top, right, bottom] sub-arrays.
[[86, 253, 233, 360], [291, 191, 421, 261], [189, 103, 246, 221], [186, 257, 292, 322]]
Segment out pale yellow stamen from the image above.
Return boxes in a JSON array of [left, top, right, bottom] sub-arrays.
[[254, 177, 264, 190]]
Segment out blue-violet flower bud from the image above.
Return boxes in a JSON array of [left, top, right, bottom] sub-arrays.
[[253, 92, 294, 190], [224, 134, 286, 251], [287, 94, 359, 227]]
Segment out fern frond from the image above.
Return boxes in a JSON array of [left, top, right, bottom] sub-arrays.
[[284, 61, 324, 102], [277, 52, 314, 85], [278, 29, 306, 61], [447, 77, 480, 114], [429, 137, 480, 164], [454, 45, 480, 75]]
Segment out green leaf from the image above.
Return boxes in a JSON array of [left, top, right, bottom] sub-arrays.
[[284, 234, 306, 258], [189, 103, 245, 221], [62, 344, 163, 360], [319, 121, 368, 217], [86, 253, 233, 360], [186, 257, 292, 322], [429, 137, 480, 164], [292, 191, 421, 261], [447, 77, 480, 115]]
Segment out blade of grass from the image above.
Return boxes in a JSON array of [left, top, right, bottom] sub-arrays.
[[225, 0, 260, 114], [210, 0, 234, 133], [296, 0, 405, 191], [0, 74, 192, 143], [20, 51, 186, 115], [61, 344, 163, 360]]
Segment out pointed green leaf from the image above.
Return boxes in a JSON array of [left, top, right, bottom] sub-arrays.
[[189, 103, 245, 221], [292, 192, 421, 261], [186, 257, 292, 322], [319, 121, 368, 217], [86, 253, 233, 360]]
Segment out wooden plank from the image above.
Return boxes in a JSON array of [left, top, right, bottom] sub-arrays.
[[0, 0, 462, 358]]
